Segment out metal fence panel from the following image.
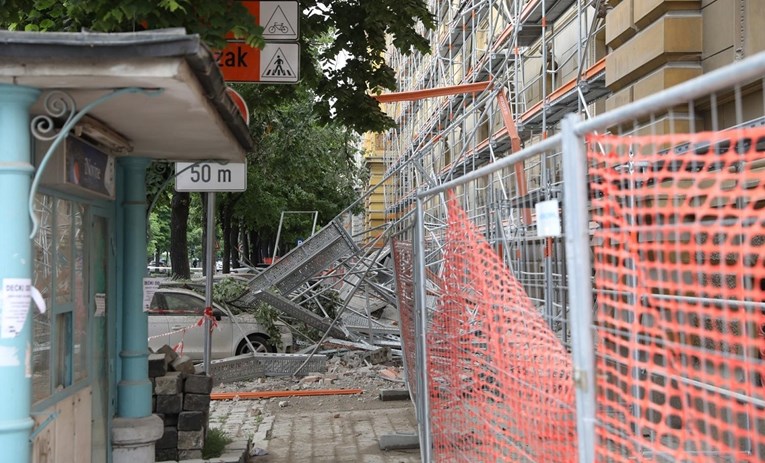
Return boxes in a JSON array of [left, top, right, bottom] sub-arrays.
[[393, 51, 765, 462]]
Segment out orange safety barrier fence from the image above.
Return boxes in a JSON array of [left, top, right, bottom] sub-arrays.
[[425, 191, 577, 462], [588, 127, 765, 462], [392, 239, 419, 397]]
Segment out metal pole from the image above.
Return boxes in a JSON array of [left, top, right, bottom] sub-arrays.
[[0, 83, 39, 463], [311, 211, 319, 236], [414, 197, 432, 462], [561, 113, 595, 463], [203, 192, 216, 374], [272, 211, 286, 263]]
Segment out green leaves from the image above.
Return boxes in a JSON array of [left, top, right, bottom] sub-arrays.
[[1, 0, 433, 132]]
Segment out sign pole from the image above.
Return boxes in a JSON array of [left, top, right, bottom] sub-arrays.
[[203, 192, 216, 374]]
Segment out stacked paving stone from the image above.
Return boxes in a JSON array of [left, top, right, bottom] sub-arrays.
[[149, 345, 213, 461]]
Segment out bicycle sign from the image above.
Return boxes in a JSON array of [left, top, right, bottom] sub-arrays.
[[239, 1, 298, 41], [218, 1, 300, 83], [268, 22, 289, 34]]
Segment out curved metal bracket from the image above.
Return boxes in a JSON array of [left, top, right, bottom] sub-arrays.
[[29, 87, 164, 239]]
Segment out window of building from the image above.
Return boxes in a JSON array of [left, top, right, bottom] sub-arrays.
[[32, 193, 89, 404]]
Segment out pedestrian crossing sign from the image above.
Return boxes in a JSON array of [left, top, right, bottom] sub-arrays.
[[260, 43, 300, 83]]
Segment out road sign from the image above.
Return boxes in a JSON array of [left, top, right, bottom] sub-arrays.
[[225, 87, 250, 125], [215, 42, 300, 83], [239, 1, 299, 41], [175, 162, 247, 192]]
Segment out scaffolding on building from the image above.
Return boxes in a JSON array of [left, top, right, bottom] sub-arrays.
[[382, 0, 610, 211]]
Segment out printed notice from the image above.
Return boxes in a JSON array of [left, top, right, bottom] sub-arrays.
[[95, 293, 106, 317], [535, 199, 562, 237], [1, 278, 32, 339], [143, 278, 163, 312]]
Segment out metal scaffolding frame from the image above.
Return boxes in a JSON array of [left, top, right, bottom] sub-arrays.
[[381, 0, 609, 223]]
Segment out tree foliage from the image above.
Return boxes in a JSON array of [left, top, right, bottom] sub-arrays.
[[1, 0, 433, 132], [233, 84, 366, 263]]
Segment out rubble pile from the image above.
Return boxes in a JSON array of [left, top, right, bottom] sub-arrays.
[[149, 345, 213, 461], [212, 350, 406, 397]]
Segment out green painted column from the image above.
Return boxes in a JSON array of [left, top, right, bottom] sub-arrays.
[[116, 157, 152, 418], [0, 84, 40, 463]]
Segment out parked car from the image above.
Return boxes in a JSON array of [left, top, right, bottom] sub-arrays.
[[147, 287, 293, 359]]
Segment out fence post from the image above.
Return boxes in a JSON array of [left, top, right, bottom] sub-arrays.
[[561, 113, 596, 463], [414, 196, 432, 462]]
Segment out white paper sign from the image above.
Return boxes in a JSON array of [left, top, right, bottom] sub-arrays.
[[535, 199, 562, 237], [95, 293, 106, 317], [1, 278, 32, 338], [143, 278, 163, 312]]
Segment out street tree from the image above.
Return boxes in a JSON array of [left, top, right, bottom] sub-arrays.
[[3, 0, 431, 276]]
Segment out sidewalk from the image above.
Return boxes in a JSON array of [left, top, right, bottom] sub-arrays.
[[210, 390, 421, 463]]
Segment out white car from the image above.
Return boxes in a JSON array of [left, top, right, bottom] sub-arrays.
[[147, 287, 293, 359]]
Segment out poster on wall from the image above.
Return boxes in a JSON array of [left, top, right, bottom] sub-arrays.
[[1, 278, 32, 338], [95, 293, 106, 317], [66, 138, 116, 198], [143, 278, 163, 312]]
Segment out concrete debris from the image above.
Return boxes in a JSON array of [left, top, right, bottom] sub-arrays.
[[378, 367, 403, 382], [278, 401, 288, 408], [249, 447, 269, 457]]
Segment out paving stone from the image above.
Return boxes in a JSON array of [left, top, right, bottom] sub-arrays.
[[184, 393, 211, 411], [155, 427, 177, 449], [185, 373, 214, 394], [178, 410, 205, 431], [155, 371, 183, 395], [155, 447, 178, 461], [148, 353, 168, 378], [155, 394, 183, 414], [178, 429, 204, 449], [177, 449, 203, 459]]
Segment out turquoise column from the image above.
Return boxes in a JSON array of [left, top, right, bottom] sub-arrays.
[[0, 84, 40, 463], [116, 157, 152, 418]]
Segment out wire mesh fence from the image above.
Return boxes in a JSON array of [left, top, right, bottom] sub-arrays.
[[392, 52, 765, 462]]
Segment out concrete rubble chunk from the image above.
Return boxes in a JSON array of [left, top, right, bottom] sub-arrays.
[[298, 375, 322, 385], [378, 433, 420, 451], [379, 389, 411, 401], [171, 355, 196, 374], [157, 344, 179, 363]]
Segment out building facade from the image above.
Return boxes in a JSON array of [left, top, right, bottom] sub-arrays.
[[378, 0, 765, 218]]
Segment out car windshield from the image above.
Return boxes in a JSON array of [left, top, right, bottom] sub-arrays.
[[162, 292, 205, 315], [150, 289, 242, 316]]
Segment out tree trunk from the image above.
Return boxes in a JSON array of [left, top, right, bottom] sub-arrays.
[[249, 229, 258, 264], [242, 227, 250, 266], [170, 191, 191, 279], [230, 219, 240, 269]]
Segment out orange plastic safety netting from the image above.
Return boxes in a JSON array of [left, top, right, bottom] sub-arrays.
[[392, 239, 419, 396], [426, 191, 577, 462], [588, 128, 765, 462]]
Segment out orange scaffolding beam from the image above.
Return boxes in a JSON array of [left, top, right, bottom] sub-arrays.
[[374, 81, 492, 103]]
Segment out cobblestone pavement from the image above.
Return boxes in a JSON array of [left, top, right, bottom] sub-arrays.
[[210, 390, 421, 463]]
